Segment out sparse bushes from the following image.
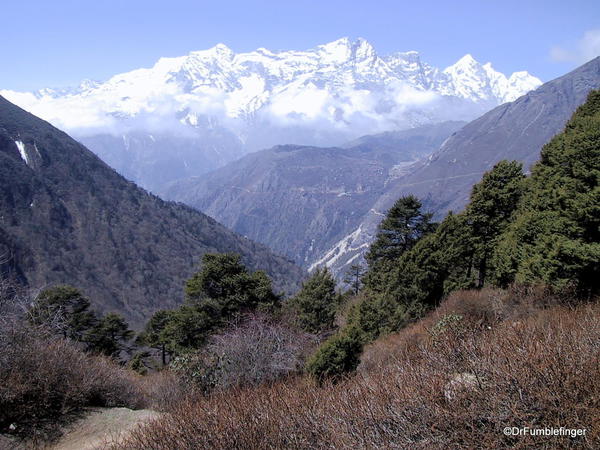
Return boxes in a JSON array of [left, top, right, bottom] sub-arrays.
[[0, 281, 145, 439], [115, 290, 600, 449], [171, 314, 315, 393], [0, 326, 145, 439]]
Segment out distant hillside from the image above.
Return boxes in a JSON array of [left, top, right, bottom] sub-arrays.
[[164, 122, 464, 268], [166, 58, 600, 278], [0, 96, 304, 327], [317, 57, 600, 274]]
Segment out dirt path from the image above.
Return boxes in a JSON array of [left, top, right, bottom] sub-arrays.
[[47, 407, 159, 450]]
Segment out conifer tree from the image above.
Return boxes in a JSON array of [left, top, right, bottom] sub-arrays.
[[137, 310, 173, 366], [162, 253, 281, 353], [493, 90, 600, 294], [365, 195, 435, 265], [290, 267, 340, 333], [87, 313, 133, 358], [465, 160, 525, 287], [343, 264, 365, 295], [28, 285, 97, 341]]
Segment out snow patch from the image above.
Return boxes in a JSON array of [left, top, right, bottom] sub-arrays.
[[15, 141, 29, 166], [309, 225, 370, 271]]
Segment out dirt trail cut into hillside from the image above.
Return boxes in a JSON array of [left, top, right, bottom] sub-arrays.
[[47, 407, 159, 450]]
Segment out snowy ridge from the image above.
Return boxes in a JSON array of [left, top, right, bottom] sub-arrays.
[[1, 38, 542, 138]]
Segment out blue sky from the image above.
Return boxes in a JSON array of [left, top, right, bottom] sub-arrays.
[[1, 0, 598, 91]]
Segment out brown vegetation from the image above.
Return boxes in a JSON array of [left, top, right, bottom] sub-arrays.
[[117, 287, 599, 449], [170, 313, 317, 394], [0, 283, 146, 442]]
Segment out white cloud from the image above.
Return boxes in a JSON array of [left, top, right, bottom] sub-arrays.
[[551, 29, 600, 64]]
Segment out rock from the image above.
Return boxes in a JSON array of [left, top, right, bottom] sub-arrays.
[[444, 372, 480, 401]]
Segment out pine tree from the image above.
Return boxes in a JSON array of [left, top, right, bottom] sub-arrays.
[[164, 253, 281, 352], [365, 195, 435, 265], [186, 253, 279, 314], [493, 90, 600, 294], [137, 310, 173, 366], [343, 264, 365, 295], [28, 285, 97, 341], [465, 160, 525, 287], [290, 267, 340, 333], [87, 313, 133, 358]]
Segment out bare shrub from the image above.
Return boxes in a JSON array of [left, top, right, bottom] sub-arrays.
[[0, 322, 146, 440], [136, 369, 188, 412], [171, 313, 316, 393], [118, 291, 600, 449]]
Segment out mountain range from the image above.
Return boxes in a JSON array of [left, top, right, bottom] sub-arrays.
[[166, 57, 600, 278], [1, 38, 541, 193], [0, 95, 304, 327], [165, 121, 465, 268]]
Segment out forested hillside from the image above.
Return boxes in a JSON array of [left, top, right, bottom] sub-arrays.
[[0, 96, 304, 326], [308, 89, 600, 378]]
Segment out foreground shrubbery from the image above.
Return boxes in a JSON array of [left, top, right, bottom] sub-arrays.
[[0, 285, 154, 441], [171, 313, 316, 393], [116, 288, 600, 449], [0, 324, 144, 440]]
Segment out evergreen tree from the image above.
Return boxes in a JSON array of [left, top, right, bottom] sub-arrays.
[[366, 195, 435, 265], [28, 285, 97, 341], [343, 264, 365, 295], [364, 196, 435, 291], [306, 326, 364, 380], [87, 313, 133, 358], [161, 305, 212, 353], [493, 90, 600, 294], [186, 253, 279, 314], [137, 310, 173, 366], [465, 160, 525, 287], [290, 267, 340, 333], [164, 253, 281, 352]]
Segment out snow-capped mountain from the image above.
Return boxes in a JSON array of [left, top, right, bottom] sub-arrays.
[[1, 38, 542, 192]]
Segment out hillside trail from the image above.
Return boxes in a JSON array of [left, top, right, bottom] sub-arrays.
[[0, 408, 160, 450], [48, 407, 159, 450]]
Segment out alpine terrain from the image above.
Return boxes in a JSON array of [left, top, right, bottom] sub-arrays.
[[168, 57, 600, 279], [165, 121, 466, 268], [1, 38, 541, 193]]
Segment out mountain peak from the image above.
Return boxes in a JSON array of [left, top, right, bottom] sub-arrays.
[[451, 54, 481, 69], [189, 43, 234, 60], [317, 37, 353, 63], [352, 37, 377, 60], [1, 39, 542, 140], [316, 37, 377, 63]]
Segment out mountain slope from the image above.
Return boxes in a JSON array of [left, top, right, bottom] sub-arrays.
[[317, 56, 600, 275], [167, 58, 599, 278], [0, 95, 304, 326], [165, 122, 465, 267], [1, 38, 541, 193]]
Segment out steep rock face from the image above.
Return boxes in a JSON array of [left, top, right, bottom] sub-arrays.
[[2, 38, 541, 193], [0, 96, 304, 326], [165, 122, 465, 267]]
